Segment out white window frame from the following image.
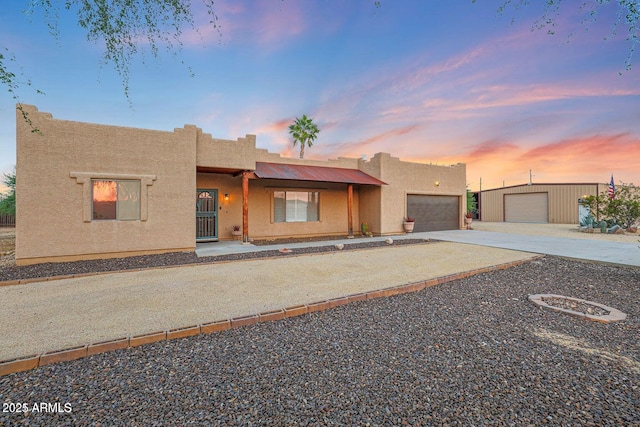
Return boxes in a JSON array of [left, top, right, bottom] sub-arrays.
[[273, 190, 320, 223]]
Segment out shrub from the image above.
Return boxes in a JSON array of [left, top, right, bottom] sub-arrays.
[[583, 182, 640, 229]]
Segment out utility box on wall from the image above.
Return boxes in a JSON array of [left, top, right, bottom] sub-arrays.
[[578, 198, 591, 226]]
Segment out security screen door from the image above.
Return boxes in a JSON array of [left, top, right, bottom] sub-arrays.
[[196, 189, 218, 241]]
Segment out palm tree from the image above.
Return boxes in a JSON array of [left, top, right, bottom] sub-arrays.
[[288, 115, 320, 159]]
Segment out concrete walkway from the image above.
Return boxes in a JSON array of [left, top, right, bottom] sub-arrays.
[[195, 234, 431, 257], [197, 228, 640, 267]]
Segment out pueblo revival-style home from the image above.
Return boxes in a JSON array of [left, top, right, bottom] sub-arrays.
[[15, 105, 466, 265]]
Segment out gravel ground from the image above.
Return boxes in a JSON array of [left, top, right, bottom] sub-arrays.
[[1, 256, 638, 426], [0, 239, 427, 283]]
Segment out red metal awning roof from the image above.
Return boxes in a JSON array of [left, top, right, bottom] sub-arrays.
[[254, 162, 386, 186]]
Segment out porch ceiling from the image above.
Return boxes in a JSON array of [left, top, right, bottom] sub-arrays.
[[197, 166, 245, 174], [254, 162, 386, 186]]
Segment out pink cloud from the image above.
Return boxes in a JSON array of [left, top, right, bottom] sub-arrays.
[[465, 139, 520, 159], [369, 17, 638, 121], [521, 133, 640, 164], [253, 115, 335, 144], [398, 132, 639, 191], [453, 82, 639, 112], [253, 2, 306, 46], [260, 118, 291, 134], [181, 0, 306, 48], [457, 133, 640, 189], [313, 125, 422, 159]]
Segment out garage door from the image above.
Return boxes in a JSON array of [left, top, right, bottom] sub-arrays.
[[407, 195, 459, 232], [504, 193, 548, 223]]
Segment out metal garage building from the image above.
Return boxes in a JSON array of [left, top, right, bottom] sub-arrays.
[[479, 183, 604, 224]]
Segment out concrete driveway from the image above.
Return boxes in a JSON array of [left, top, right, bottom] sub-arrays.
[[422, 224, 640, 267]]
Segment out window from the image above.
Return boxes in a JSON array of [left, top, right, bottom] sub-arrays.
[[274, 191, 319, 222], [92, 180, 141, 220], [71, 172, 155, 222]]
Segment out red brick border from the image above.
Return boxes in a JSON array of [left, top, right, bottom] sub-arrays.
[[347, 293, 368, 303], [230, 314, 260, 328], [0, 256, 541, 376], [129, 331, 167, 348], [0, 355, 39, 376], [201, 320, 231, 334], [307, 301, 331, 313], [0, 279, 20, 287], [87, 338, 130, 356], [167, 325, 201, 340], [284, 305, 308, 318], [259, 309, 286, 322], [327, 297, 350, 309], [39, 346, 88, 366]]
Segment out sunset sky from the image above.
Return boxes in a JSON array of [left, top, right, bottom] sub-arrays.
[[1, 1, 639, 193]]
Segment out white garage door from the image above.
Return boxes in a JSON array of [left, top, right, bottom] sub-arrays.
[[504, 193, 548, 223], [407, 195, 459, 232]]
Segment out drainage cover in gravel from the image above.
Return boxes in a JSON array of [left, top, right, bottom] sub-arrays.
[[528, 294, 627, 323]]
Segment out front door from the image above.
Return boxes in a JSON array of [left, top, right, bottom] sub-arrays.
[[196, 189, 218, 241]]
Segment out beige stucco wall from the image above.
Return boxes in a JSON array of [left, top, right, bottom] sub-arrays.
[[197, 130, 256, 171], [16, 105, 196, 265], [480, 183, 603, 223], [359, 153, 467, 234], [357, 185, 382, 234]]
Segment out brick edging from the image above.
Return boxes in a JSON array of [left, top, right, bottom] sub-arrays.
[[0, 256, 540, 377]]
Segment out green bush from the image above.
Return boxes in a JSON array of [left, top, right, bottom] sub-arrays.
[[0, 168, 15, 216], [583, 182, 640, 229]]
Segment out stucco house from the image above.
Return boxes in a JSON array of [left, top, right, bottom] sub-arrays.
[[15, 105, 467, 265]]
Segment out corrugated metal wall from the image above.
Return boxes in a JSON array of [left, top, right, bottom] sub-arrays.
[[480, 183, 602, 224]]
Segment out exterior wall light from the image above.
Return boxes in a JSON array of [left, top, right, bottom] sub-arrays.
[[224, 193, 229, 201], [434, 181, 440, 187]]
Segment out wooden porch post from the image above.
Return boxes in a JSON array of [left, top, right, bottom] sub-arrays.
[[242, 171, 249, 243], [347, 184, 354, 237]]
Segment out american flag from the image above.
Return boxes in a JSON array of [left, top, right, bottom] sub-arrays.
[[608, 175, 615, 199]]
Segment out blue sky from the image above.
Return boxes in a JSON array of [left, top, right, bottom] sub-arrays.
[[1, 0, 639, 193]]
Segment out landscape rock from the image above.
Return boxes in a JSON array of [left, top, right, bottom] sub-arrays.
[[1, 257, 637, 426]]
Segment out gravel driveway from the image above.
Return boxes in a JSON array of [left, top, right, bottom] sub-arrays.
[[1, 256, 638, 426]]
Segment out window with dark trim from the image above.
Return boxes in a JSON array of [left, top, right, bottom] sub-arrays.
[[274, 191, 319, 222]]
